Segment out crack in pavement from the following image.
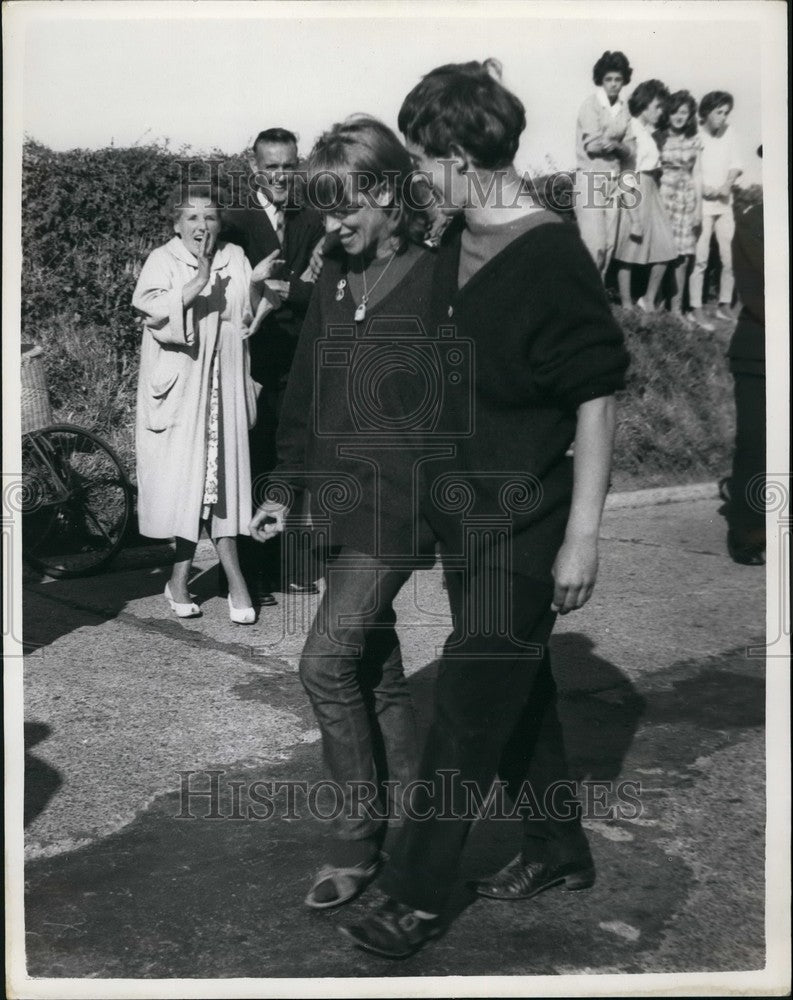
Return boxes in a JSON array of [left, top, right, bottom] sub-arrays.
[[600, 535, 723, 556]]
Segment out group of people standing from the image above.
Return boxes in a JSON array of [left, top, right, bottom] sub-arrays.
[[575, 50, 743, 329], [129, 51, 758, 962]]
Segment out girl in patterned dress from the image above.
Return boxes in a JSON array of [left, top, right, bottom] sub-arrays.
[[658, 92, 703, 324]]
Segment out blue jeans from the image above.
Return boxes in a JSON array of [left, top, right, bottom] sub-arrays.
[[299, 549, 419, 865]]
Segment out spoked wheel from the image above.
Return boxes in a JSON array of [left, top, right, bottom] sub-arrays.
[[22, 424, 133, 578]]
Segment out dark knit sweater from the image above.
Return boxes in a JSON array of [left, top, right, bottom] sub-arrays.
[[274, 244, 438, 560], [420, 210, 630, 579]]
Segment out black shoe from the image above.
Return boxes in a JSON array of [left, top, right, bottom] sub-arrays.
[[727, 530, 765, 566], [252, 586, 277, 607], [286, 581, 319, 595], [339, 899, 442, 958], [474, 853, 595, 901]]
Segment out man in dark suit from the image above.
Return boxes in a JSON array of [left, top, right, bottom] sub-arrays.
[[225, 127, 325, 601]]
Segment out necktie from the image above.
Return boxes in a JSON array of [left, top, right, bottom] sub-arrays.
[[274, 209, 285, 246]]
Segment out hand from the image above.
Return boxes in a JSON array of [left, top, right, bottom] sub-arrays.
[[196, 232, 216, 286], [251, 248, 285, 285], [551, 536, 599, 615], [249, 502, 289, 543], [301, 236, 326, 283], [601, 139, 617, 154], [265, 279, 291, 301]]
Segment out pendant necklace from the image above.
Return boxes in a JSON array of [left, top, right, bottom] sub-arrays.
[[353, 249, 397, 323]]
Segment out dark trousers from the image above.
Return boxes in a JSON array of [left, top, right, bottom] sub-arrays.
[[379, 561, 587, 914], [241, 384, 317, 589], [730, 371, 766, 538]]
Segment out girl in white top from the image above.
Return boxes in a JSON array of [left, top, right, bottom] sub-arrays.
[[613, 80, 677, 311], [689, 91, 743, 329]]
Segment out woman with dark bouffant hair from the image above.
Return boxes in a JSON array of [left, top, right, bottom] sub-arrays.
[[574, 51, 634, 277], [658, 91, 703, 322], [250, 115, 436, 910], [613, 79, 677, 311]]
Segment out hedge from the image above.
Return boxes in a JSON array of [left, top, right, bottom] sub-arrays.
[[20, 139, 754, 491]]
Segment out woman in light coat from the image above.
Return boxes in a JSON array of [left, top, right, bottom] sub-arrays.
[[133, 182, 281, 622]]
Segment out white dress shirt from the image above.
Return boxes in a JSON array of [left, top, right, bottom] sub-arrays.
[[630, 117, 662, 172]]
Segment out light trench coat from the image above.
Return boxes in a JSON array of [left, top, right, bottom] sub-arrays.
[[132, 237, 259, 542]]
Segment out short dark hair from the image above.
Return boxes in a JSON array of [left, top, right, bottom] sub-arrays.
[[628, 79, 670, 118], [165, 181, 221, 222], [660, 90, 698, 138], [592, 51, 633, 86], [397, 58, 526, 170], [252, 128, 298, 153], [699, 91, 734, 121]]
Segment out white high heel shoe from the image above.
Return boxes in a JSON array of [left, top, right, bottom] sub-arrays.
[[164, 582, 201, 618], [228, 595, 256, 625]]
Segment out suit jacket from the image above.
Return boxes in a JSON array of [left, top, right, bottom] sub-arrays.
[[223, 199, 324, 388]]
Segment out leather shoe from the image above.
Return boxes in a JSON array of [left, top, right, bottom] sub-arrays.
[[256, 590, 277, 607], [339, 899, 442, 958], [727, 530, 765, 566], [475, 853, 595, 901], [285, 581, 320, 595]]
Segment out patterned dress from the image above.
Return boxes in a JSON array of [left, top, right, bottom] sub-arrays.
[[659, 133, 703, 256]]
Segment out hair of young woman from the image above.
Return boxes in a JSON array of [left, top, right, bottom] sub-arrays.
[[306, 114, 429, 250], [397, 58, 526, 170], [699, 91, 734, 121], [659, 90, 699, 138], [628, 79, 670, 118], [592, 50, 633, 86]]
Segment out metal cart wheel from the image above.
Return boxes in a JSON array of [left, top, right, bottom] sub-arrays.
[[21, 423, 133, 578]]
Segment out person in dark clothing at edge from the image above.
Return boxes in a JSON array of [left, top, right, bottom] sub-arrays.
[[721, 145, 765, 565], [337, 59, 630, 959], [224, 127, 325, 603]]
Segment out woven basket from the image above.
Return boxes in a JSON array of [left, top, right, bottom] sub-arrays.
[[21, 344, 53, 434]]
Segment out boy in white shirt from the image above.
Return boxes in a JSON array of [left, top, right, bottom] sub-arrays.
[[689, 91, 743, 329]]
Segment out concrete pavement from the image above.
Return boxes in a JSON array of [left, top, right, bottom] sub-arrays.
[[20, 493, 770, 981]]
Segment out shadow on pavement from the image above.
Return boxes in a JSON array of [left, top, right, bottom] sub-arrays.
[[23, 561, 178, 651], [24, 637, 765, 979], [24, 722, 63, 828]]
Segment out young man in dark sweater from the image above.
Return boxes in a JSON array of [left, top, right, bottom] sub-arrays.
[[340, 59, 630, 959]]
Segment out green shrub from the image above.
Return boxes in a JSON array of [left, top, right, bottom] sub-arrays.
[[613, 307, 733, 488], [20, 139, 739, 491]]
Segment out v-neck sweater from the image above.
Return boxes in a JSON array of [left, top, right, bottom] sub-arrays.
[[274, 244, 438, 559], [419, 210, 630, 577]]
